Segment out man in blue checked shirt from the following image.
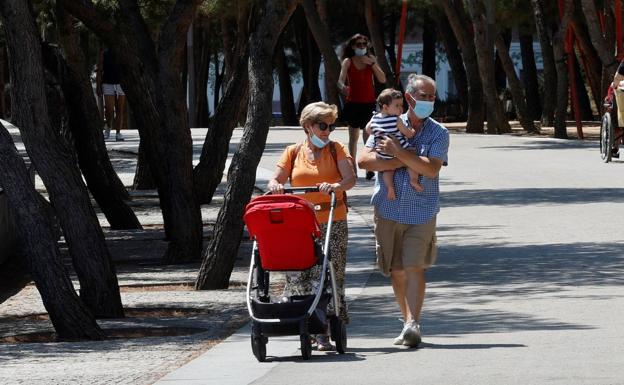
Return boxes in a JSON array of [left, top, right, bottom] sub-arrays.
[[357, 74, 449, 348]]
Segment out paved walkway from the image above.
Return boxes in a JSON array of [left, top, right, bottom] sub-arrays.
[[2, 123, 624, 384], [156, 127, 624, 384]]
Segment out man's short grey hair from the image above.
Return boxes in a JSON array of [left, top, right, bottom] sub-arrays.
[[405, 74, 436, 94]]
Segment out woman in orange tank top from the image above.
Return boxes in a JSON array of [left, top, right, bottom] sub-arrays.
[[337, 34, 386, 180], [268, 102, 356, 351]]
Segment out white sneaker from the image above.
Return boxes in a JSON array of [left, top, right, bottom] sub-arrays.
[[393, 323, 408, 345], [115, 132, 125, 141], [402, 321, 422, 347], [103, 128, 110, 140]]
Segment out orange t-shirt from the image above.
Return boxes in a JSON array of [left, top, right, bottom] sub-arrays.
[[277, 141, 352, 223]]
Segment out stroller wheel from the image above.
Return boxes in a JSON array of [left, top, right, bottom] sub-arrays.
[[251, 324, 267, 362], [300, 334, 312, 360], [330, 317, 347, 354]]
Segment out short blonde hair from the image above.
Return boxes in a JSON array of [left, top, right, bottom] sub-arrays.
[[299, 102, 338, 132]]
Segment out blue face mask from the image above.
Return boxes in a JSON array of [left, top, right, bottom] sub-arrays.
[[310, 133, 329, 148], [410, 95, 435, 119]]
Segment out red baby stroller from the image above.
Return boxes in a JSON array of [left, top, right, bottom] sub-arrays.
[[243, 187, 347, 361]]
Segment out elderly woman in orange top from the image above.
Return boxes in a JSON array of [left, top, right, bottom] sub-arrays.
[[267, 101, 356, 351]]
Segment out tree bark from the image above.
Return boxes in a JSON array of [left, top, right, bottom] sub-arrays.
[[580, 0, 619, 83], [193, 36, 250, 205], [439, 0, 485, 133], [466, 0, 511, 134], [434, 10, 468, 119], [47, 5, 141, 230], [422, 10, 437, 80], [571, 5, 603, 113], [133, 136, 156, 190], [494, 28, 511, 93], [275, 37, 298, 125], [519, 29, 542, 120], [196, 0, 297, 290], [194, 19, 211, 127], [300, 0, 341, 106], [1, 0, 124, 318], [531, 0, 557, 127], [552, 0, 574, 139], [495, 34, 537, 133], [0, 122, 104, 340], [62, 0, 204, 263], [293, 6, 322, 111], [364, 0, 394, 86]]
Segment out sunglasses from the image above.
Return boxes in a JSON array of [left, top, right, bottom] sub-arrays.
[[317, 122, 336, 132], [354, 41, 367, 48]]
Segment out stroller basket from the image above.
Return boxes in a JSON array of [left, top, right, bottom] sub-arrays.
[[251, 294, 330, 336], [244, 194, 321, 271]]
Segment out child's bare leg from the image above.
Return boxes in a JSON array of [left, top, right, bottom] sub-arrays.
[[382, 170, 397, 200], [407, 168, 423, 192]]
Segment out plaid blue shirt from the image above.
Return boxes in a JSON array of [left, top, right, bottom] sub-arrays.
[[366, 114, 449, 225]]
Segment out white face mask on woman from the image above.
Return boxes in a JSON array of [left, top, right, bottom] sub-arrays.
[[354, 48, 367, 56]]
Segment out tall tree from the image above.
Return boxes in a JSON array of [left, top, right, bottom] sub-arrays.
[[365, 0, 394, 86], [63, 0, 204, 263], [421, 9, 437, 80], [193, 3, 251, 205], [439, 0, 486, 133], [571, 4, 602, 112], [196, 0, 297, 290], [551, 0, 574, 139], [532, 0, 558, 127], [466, 0, 511, 134], [0, 123, 104, 340], [580, 0, 619, 94], [518, 27, 542, 120], [45, 4, 141, 230], [300, 0, 341, 106], [0, 0, 123, 318], [434, 10, 468, 118], [494, 33, 537, 132]]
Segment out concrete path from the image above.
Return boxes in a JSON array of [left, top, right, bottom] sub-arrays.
[[157, 128, 624, 384]]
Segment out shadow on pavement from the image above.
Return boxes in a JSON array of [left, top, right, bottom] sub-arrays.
[[441, 187, 624, 207]]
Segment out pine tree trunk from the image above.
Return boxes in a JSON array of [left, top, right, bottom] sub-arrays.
[[196, 0, 297, 290], [364, 0, 394, 86], [580, 0, 620, 84], [421, 10, 437, 80], [133, 136, 156, 190], [194, 19, 211, 127], [532, 0, 558, 127], [466, 0, 511, 134], [571, 7, 603, 113], [275, 37, 298, 125], [47, 6, 141, 230], [301, 0, 341, 106], [435, 11, 468, 119], [440, 0, 485, 133], [193, 44, 250, 205], [494, 28, 510, 93], [63, 0, 205, 263], [495, 34, 537, 132], [1, 0, 124, 318], [519, 30, 542, 120], [0, 123, 105, 340]]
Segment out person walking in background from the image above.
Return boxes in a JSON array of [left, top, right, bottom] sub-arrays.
[[96, 47, 126, 141], [337, 33, 386, 180], [267, 102, 356, 351], [357, 74, 449, 348]]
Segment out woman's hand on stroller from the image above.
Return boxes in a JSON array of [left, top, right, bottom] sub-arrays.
[[267, 179, 284, 194], [316, 182, 339, 195]]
